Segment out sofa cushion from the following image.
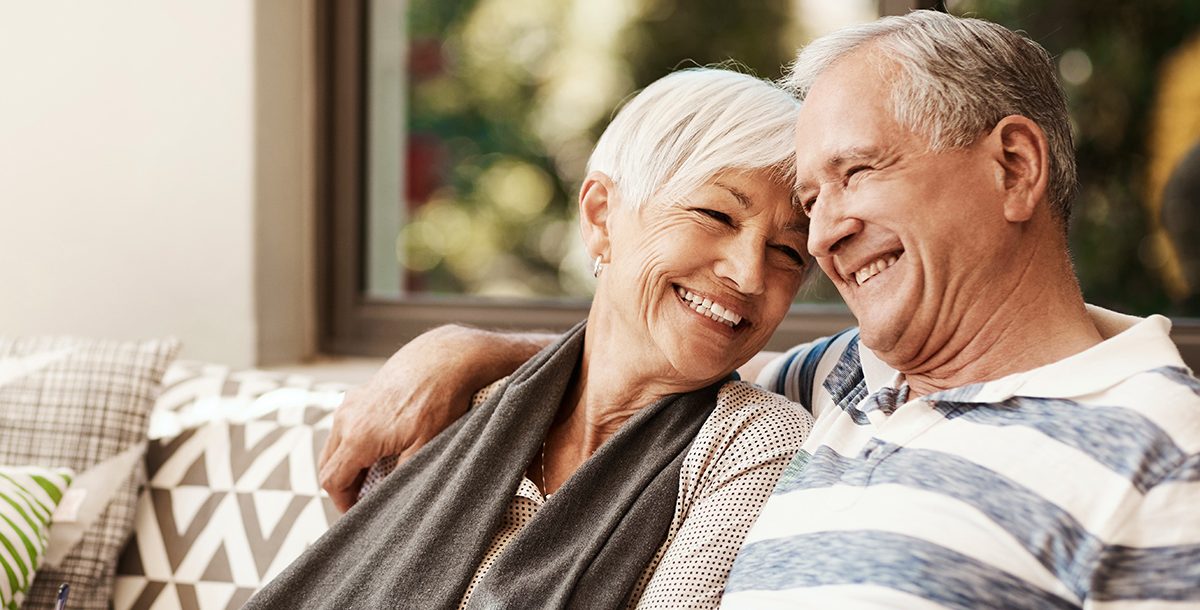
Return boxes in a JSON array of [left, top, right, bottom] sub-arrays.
[[0, 465, 74, 610], [0, 336, 179, 610], [114, 366, 344, 610], [149, 361, 350, 440]]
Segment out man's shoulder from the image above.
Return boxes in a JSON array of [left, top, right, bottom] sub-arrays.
[[1100, 365, 1200, 464], [1126, 364, 1200, 396], [758, 328, 864, 410], [1086, 363, 1200, 416]]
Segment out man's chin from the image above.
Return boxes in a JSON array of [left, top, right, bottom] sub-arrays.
[[854, 316, 904, 357]]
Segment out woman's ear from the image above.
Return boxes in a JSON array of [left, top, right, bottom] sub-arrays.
[[988, 115, 1050, 223], [578, 171, 615, 260]]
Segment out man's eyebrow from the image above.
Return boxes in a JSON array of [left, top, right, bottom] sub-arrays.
[[826, 146, 881, 171], [794, 146, 884, 193], [715, 182, 752, 208]]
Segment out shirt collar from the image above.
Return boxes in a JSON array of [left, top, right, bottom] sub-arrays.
[[859, 339, 899, 395], [858, 305, 1186, 403]]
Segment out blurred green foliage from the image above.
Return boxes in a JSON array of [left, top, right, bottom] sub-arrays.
[[400, 0, 795, 298]]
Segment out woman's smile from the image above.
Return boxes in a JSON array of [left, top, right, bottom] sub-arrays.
[[673, 284, 748, 332]]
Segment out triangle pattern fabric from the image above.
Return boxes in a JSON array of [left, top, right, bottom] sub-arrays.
[[249, 490, 294, 540], [114, 399, 340, 610]]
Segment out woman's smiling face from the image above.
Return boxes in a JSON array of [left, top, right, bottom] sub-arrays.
[[594, 169, 810, 385]]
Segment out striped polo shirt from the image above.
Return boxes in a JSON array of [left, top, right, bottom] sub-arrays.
[[721, 306, 1200, 609]]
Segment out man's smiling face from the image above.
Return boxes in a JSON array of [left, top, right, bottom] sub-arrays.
[[794, 48, 1016, 366]]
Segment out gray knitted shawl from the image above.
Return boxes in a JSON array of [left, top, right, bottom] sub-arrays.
[[244, 321, 725, 609]]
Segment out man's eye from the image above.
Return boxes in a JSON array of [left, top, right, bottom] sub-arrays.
[[697, 209, 733, 224], [845, 165, 871, 184]]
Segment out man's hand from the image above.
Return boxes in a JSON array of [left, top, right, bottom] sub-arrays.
[[318, 325, 555, 512]]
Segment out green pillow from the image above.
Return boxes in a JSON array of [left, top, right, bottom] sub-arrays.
[[0, 466, 73, 610]]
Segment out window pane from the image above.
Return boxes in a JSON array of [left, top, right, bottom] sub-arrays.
[[365, 0, 876, 301]]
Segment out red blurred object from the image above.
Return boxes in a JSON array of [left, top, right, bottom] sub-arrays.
[[406, 133, 446, 206], [408, 38, 447, 81]]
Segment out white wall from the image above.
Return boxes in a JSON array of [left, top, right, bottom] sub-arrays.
[[0, 1, 314, 366]]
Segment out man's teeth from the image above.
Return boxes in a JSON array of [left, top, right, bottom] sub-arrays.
[[674, 286, 743, 327], [854, 254, 899, 286]]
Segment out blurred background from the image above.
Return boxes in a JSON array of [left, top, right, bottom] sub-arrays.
[[2, 0, 1198, 368], [380, 0, 1200, 307]]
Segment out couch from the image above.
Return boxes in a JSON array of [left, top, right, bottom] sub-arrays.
[[0, 337, 352, 610]]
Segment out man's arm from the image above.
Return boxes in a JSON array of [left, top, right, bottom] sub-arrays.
[[738, 351, 783, 387], [1087, 459, 1200, 607], [318, 324, 556, 512]]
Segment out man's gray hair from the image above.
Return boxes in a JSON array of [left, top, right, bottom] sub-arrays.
[[588, 68, 800, 209], [784, 10, 1077, 225]]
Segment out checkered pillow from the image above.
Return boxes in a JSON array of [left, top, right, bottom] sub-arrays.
[[0, 336, 179, 610]]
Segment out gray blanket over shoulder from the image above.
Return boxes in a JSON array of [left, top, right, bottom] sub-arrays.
[[244, 321, 724, 609]]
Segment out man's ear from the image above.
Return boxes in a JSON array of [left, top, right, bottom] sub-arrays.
[[989, 115, 1051, 223], [578, 171, 615, 260]]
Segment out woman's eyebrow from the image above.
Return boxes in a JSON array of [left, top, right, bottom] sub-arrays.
[[714, 182, 752, 208]]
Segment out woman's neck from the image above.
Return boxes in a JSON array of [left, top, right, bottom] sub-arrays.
[[538, 314, 688, 494]]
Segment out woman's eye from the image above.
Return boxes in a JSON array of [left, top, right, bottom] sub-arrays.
[[696, 208, 733, 225], [799, 197, 816, 217], [773, 245, 808, 269]]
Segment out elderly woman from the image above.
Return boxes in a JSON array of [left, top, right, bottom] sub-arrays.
[[246, 68, 813, 610]]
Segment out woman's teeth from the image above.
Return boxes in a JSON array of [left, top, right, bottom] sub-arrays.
[[854, 254, 899, 286], [675, 286, 743, 327]]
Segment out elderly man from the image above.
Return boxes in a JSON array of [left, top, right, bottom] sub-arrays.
[[716, 11, 1200, 609], [319, 11, 1200, 609]]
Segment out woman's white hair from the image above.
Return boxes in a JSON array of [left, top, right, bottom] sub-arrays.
[[586, 67, 800, 209], [784, 10, 1077, 226]]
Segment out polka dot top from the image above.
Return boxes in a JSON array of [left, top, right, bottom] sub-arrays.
[[362, 380, 813, 609]]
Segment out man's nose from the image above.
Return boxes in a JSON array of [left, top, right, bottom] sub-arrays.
[[807, 195, 862, 258]]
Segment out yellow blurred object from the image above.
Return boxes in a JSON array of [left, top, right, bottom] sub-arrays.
[[1146, 34, 1200, 299]]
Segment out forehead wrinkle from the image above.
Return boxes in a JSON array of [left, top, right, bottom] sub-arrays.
[[714, 182, 752, 209]]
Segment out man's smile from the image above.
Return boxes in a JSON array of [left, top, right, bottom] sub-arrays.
[[851, 251, 902, 286], [831, 249, 905, 287]]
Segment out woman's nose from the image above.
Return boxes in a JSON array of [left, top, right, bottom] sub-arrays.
[[715, 238, 767, 296]]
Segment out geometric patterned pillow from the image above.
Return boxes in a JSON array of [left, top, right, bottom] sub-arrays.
[[113, 399, 340, 610], [0, 336, 179, 610], [0, 466, 73, 610], [149, 360, 351, 439]]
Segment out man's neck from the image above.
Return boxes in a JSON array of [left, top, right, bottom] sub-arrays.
[[886, 249, 1103, 398]]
